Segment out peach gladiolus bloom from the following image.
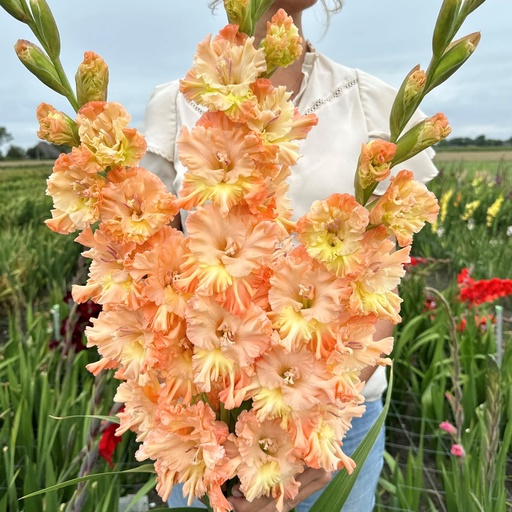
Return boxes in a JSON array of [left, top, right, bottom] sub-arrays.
[[115, 379, 159, 442], [137, 402, 235, 507], [369, 170, 439, 247], [235, 410, 303, 511], [100, 167, 179, 245], [180, 25, 267, 122], [327, 314, 394, 375], [248, 79, 318, 166], [297, 193, 370, 278], [295, 404, 362, 473], [45, 151, 105, 234], [250, 346, 336, 426], [186, 296, 272, 397], [178, 112, 267, 214], [269, 251, 349, 352], [349, 226, 411, 323], [76, 101, 146, 168], [85, 306, 154, 383], [71, 227, 144, 309], [356, 139, 397, 189], [130, 226, 190, 329], [36, 102, 79, 147], [180, 204, 280, 295]]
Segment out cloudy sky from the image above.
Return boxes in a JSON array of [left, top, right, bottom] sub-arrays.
[[0, 0, 510, 149]]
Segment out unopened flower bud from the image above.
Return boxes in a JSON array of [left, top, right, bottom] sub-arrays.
[[404, 69, 427, 104], [36, 102, 80, 146], [355, 139, 397, 204], [75, 51, 109, 107], [439, 421, 457, 436], [14, 39, 67, 95], [450, 444, 465, 457], [393, 113, 451, 166], [432, 0, 459, 57], [0, 0, 32, 23], [29, 0, 61, 58], [261, 9, 303, 74], [418, 113, 452, 145], [427, 32, 481, 93], [224, 0, 252, 35]]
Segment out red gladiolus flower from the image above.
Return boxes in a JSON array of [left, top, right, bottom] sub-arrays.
[[99, 419, 123, 468], [457, 268, 512, 307]]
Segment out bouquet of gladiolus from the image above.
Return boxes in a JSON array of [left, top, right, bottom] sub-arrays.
[[1, 0, 484, 510]]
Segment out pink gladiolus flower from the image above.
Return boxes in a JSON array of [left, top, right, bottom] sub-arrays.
[[250, 346, 336, 426], [115, 379, 159, 442], [295, 404, 363, 473], [85, 306, 156, 383], [186, 296, 272, 394], [369, 170, 439, 247], [76, 101, 147, 168], [450, 444, 465, 457], [130, 226, 190, 329], [439, 421, 457, 436]]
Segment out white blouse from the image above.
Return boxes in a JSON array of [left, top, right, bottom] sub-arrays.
[[140, 50, 439, 401]]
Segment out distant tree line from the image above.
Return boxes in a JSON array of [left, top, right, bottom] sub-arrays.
[[0, 126, 70, 160], [1, 125, 511, 161], [437, 134, 512, 148]]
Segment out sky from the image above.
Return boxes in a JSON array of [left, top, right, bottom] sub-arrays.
[[0, 0, 511, 150]]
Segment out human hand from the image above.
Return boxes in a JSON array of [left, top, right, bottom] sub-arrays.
[[227, 467, 332, 512]]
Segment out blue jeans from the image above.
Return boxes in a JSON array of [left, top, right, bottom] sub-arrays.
[[167, 399, 384, 511]]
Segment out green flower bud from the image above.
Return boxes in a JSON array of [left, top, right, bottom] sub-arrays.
[[432, 0, 459, 58], [0, 0, 32, 23], [75, 51, 109, 107], [14, 39, 67, 95], [393, 113, 452, 166], [224, 0, 252, 35], [389, 65, 426, 141], [426, 32, 480, 94], [29, 0, 61, 58]]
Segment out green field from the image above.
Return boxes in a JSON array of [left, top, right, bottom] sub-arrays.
[[1, 156, 511, 511]]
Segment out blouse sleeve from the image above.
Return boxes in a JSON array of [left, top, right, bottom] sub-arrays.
[[356, 68, 439, 193], [139, 80, 181, 195]]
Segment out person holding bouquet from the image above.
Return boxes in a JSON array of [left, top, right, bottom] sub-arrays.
[[141, 1, 438, 510]]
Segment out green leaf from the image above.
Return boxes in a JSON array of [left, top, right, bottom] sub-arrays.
[[49, 414, 120, 423], [21, 464, 156, 499], [123, 476, 157, 512], [309, 370, 393, 512]]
